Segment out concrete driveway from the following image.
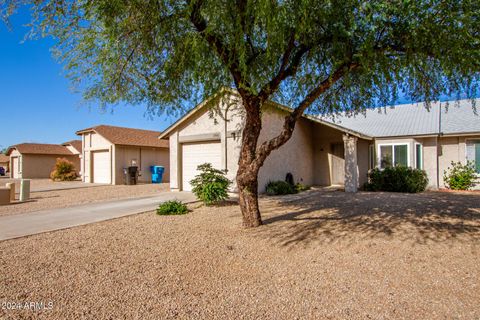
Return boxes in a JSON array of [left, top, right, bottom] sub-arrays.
[[0, 178, 107, 193], [0, 191, 196, 241]]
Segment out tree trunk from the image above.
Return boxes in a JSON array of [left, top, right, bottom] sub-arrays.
[[237, 173, 262, 227], [236, 95, 263, 227]]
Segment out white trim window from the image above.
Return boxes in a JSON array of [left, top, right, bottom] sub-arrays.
[[415, 143, 423, 170], [466, 139, 480, 174], [378, 143, 410, 168]]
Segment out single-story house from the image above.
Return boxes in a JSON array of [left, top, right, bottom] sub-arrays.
[[76, 125, 169, 184], [0, 154, 9, 173], [6, 143, 81, 179], [62, 140, 83, 176], [160, 89, 479, 192]]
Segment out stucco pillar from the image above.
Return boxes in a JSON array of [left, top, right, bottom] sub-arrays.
[[343, 134, 358, 193]]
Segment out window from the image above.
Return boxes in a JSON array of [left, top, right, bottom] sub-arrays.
[[415, 143, 423, 169], [466, 140, 480, 174], [378, 143, 409, 168]]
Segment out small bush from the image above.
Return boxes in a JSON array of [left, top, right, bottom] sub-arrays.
[[295, 183, 311, 192], [443, 161, 477, 190], [190, 163, 231, 205], [156, 200, 188, 215], [50, 158, 78, 181], [364, 166, 428, 193], [265, 180, 297, 195]]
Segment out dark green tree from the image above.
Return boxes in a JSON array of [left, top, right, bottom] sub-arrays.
[[2, 0, 479, 227]]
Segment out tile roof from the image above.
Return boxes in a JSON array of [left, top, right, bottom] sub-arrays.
[[0, 154, 9, 163], [320, 98, 480, 137], [76, 125, 169, 148], [62, 140, 83, 153], [6, 143, 75, 156]]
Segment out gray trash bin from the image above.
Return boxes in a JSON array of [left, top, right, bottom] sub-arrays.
[[124, 166, 138, 185]]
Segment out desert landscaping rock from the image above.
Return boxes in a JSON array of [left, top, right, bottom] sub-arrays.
[[0, 183, 169, 216], [0, 189, 479, 319]]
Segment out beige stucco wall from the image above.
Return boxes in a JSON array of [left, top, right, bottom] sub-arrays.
[[257, 107, 315, 191], [17, 154, 79, 179], [8, 149, 79, 179], [168, 95, 369, 192], [357, 139, 370, 187], [114, 145, 169, 184]]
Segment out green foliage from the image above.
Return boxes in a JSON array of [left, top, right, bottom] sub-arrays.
[[190, 163, 231, 205], [1, 1, 478, 114], [156, 200, 188, 215], [265, 180, 296, 196], [443, 161, 478, 190], [50, 158, 78, 181], [364, 166, 428, 193], [295, 183, 311, 192]]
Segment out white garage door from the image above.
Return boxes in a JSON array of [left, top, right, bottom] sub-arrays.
[[12, 157, 20, 179], [92, 150, 111, 184], [182, 141, 222, 191]]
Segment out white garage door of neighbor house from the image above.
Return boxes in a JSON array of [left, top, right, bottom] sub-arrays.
[[182, 141, 222, 191], [92, 150, 111, 184], [12, 157, 20, 179]]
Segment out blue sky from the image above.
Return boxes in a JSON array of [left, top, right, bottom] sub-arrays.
[[0, 8, 178, 150]]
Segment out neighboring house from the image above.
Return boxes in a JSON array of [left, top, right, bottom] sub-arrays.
[[6, 143, 81, 179], [160, 89, 480, 192], [0, 154, 9, 174], [76, 125, 169, 184], [62, 140, 83, 177]]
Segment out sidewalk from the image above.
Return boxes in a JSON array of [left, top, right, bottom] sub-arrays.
[[0, 192, 196, 241]]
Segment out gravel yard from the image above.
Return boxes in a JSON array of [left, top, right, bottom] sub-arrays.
[[0, 183, 169, 216], [1, 189, 479, 319]]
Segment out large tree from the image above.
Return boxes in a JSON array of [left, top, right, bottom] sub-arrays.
[[2, 0, 479, 227]]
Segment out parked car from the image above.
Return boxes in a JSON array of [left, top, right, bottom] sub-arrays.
[[0, 167, 5, 176]]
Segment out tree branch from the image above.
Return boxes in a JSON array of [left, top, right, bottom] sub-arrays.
[[258, 40, 310, 102], [188, 0, 245, 89], [253, 61, 359, 170]]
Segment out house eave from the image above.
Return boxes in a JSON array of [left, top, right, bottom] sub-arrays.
[[158, 88, 373, 140]]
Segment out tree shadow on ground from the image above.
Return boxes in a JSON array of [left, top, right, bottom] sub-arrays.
[[254, 190, 480, 248]]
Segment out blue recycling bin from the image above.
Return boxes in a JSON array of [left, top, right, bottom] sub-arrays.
[[149, 166, 164, 183]]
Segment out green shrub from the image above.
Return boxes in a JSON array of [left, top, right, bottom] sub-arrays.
[[50, 158, 78, 181], [295, 183, 311, 192], [190, 163, 231, 205], [364, 166, 428, 193], [156, 200, 188, 215], [443, 161, 477, 190], [265, 180, 297, 195]]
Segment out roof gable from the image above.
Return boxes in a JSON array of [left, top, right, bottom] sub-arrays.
[[76, 125, 168, 148], [6, 143, 75, 156], [62, 140, 83, 153], [159, 88, 371, 140]]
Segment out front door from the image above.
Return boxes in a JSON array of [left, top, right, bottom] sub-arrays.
[[331, 143, 345, 185]]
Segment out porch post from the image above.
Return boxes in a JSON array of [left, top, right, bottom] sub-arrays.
[[343, 134, 358, 193]]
